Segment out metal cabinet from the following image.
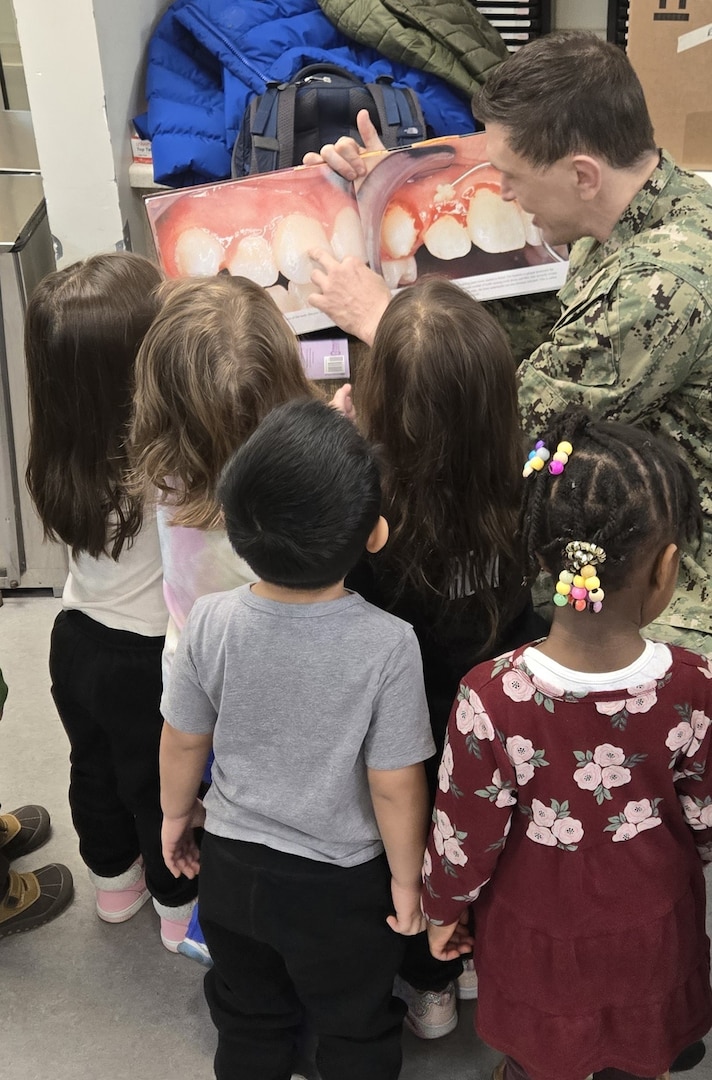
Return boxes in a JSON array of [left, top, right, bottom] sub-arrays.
[[0, 171, 67, 591]]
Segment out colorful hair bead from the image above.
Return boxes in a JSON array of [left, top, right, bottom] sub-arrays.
[[523, 440, 550, 477], [524, 437, 574, 477], [551, 542, 607, 613]]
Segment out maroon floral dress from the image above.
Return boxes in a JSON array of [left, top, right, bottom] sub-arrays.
[[422, 643, 712, 1080]]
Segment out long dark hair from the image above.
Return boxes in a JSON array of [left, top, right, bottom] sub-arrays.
[[356, 278, 524, 649], [25, 252, 162, 560]]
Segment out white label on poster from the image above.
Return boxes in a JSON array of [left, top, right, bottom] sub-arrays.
[[677, 23, 712, 54]]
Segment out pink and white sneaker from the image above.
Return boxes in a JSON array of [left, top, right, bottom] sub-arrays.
[[90, 858, 150, 923], [154, 898, 197, 953]]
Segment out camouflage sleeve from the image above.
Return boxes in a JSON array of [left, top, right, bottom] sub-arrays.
[[517, 264, 707, 437]]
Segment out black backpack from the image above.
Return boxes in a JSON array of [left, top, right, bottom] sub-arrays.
[[231, 62, 427, 178]]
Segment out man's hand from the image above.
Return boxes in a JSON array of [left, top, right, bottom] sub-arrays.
[[427, 911, 475, 961], [386, 880, 425, 936], [303, 109, 386, 181], [308, 249, 390, 345], [161, 798, 205, 879]]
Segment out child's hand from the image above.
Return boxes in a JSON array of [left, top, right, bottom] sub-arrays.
[[427, 910, 475, 961], [329, 383, 356, 422], [161, 799, 205, 879], [386, 880, 425, 936]]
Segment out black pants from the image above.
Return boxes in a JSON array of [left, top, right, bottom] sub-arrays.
[[200, 833, 408, 1080], [49, 609, 196, 907]]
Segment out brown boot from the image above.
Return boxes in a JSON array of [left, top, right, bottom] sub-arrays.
[[0, 804, 51, 860], [0, 864, 73, 938]]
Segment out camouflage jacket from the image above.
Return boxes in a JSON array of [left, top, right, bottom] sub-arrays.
[[518, 152, 712, 635]]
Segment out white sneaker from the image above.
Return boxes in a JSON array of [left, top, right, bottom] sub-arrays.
[[393, 975, 457, 1039], [456, 957, 479, 1000]]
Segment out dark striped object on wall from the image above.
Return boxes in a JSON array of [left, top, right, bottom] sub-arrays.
[[470, 1, 552, 50]]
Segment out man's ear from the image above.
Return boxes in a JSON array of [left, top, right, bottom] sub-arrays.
[[366, 515, 389, 554], [571, 154, 602, 201]]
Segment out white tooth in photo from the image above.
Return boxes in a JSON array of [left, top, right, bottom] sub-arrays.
[[381, 203, 418, 259], [226, 234, 278, 287], [423, 215, 471, 261], [272, 214, 331, 284], [519, 209, 543, 247], [381, 255, 418, 290], [330, 206, 368, 262], [173, 227, 224, 276], [266, 284, 299, 313], [466, 189, 526, 253], [287, 279, 315, 310]]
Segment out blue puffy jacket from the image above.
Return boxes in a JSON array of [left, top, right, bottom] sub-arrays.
[[138, 0, 476, 187]]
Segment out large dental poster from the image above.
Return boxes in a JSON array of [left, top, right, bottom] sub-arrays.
[[144, 131, 569, 335]]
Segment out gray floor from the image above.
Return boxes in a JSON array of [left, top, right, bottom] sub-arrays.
[[0, 593, 710, 1080]]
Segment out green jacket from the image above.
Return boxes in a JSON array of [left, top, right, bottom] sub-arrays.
[[317, 0, 508, 97], [518, 153, 712, 639]]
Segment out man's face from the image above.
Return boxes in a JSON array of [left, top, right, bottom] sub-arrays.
[[485, 123, 586, 247]]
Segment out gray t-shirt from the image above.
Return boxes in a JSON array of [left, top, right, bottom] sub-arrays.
[[162, 584, 434, 866]]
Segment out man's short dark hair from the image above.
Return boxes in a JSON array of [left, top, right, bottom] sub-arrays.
[[218, 398, 381, 589], [473, 31, 656, 169]]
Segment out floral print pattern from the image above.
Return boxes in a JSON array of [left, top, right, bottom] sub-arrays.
[[475, 768, 516, 807], [431, 808, 469, 877], [594, 680, 661, 730], [505, 736, 548, 786], [573, 744, 647, 804], [522, 798, 584, 851], [605, 798, 662, 842], [679, 794, 712, 830], [422, 645, 712, 938], [455, 684, 495, 759], [666, 704, 711, 766]]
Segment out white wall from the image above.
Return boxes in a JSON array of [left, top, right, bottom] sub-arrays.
[[12, 0, 169, 265], [92, 0, 171, 256]]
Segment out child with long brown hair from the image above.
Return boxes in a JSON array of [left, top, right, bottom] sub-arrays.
[[344, 278, 546, 1036], [129, 274, 316, 965], [24, 252, 198, 950], [130, 275, 315, 679]]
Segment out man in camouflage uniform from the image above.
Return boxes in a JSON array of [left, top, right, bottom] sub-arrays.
[[308, 31, 712, 656], [473, 32, 712, 653]]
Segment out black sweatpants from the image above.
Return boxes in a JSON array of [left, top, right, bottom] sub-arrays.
[[49, 609, 196, 907], [200, 833, 408, 1080]]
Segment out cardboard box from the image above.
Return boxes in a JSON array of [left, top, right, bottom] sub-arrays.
[[627, 0, 712, 171]]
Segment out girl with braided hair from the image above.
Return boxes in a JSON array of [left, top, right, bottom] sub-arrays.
[[421, 408, 712, 1080]]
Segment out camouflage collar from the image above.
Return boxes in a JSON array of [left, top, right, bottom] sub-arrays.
[[606, 149, 672, 249]]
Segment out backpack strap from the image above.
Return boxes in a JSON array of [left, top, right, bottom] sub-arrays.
[[368, 78, 426, 148], [248, 82, 298, 173]]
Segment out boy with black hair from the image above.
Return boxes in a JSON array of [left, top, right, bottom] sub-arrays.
[[159, 399, 434, 1080]]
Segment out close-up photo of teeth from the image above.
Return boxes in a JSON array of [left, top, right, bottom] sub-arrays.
[[145, 131, 568, 317]]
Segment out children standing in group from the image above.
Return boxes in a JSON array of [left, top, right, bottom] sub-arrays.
[[129, 274, 317, 960], [24, 253, 197, 949], [423, 409, 712, 1080], [160, 399, 434, 1080], [342, 279, 547, 1032]]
